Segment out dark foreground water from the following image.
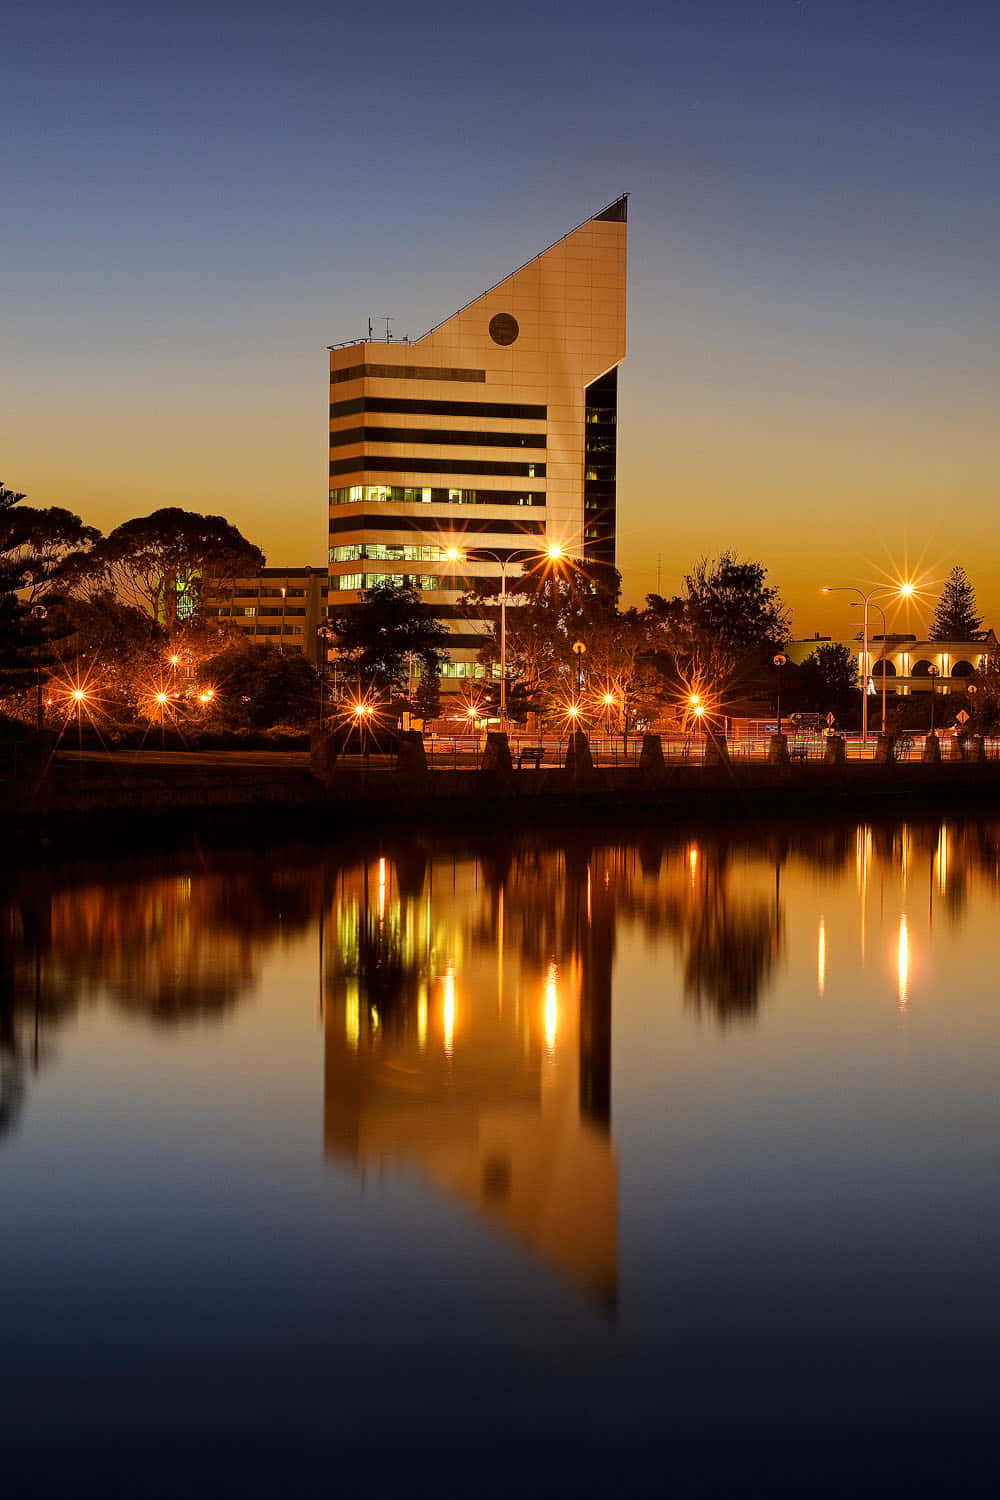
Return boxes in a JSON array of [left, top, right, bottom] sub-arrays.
[[3, 818, 1000, 1498]]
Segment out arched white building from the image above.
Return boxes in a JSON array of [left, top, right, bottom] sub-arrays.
[[787, 631, 997, 695]]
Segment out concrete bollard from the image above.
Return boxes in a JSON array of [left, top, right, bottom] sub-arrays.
[[767, 732, 790, 767], [396, 730, 427, 773], [703, 733, 730, 767], [922, 733, 941, 764], [310, 729, 339, 781], [967, 734, 987, 764], [824, 734, 846, 766], [949, 736, 968, 762], [638, 733, 666, 772], [874, 734, 896, 765], [481, 731, 513, 773], [564, 730, 594, 772]]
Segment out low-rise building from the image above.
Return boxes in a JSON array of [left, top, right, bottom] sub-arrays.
[[786, 632, 997, 695], [202, 566, 328, 662]]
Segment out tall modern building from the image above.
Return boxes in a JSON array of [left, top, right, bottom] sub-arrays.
[[328, 197, 628, 687]]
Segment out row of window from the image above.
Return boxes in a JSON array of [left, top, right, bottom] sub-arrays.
[[330, 485, 545, 507], [331, 458, 544, 478], [329, 543, 460, 563], [440, 661, 491, 679], [330, 362, 485, 386], [329, 515, 546, 540], [331, 573, 448, 593], [330, 425, 546, 451], [234, 622, 302, 634], [330, 396, 546, 421], [205, 605, 307, 618]]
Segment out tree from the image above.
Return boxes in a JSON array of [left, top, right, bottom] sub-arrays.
[[929, 566, 984, 641], [0, 506, 101, 603], [410, 666, 442, 727], [44, 593, 169, 719], [796, 642, 858, 712], [64, 508, 264, 631], [0, 482, 47, 705], [465, 559, 623, 718], [649, 553, 790, 655], [646, 552, 791, 709], [197, 641, 319, 729], [326, 582, 450, 698]]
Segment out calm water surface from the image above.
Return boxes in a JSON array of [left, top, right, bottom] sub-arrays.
[[3, 819, 1000, 1497]]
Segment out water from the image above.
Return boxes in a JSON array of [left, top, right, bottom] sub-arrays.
[[3, 819, 1000, 1497]]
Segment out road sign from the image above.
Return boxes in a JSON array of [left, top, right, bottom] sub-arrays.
[[826, 712, 836, 726], [956, 709, 970, 725]]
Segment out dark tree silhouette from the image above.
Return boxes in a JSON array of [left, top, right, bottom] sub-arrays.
[[0, 482, 47, 702], [198, 640, 319, 728], [797, 641, 858, 712], [63, 508, 264, 630], [327, 582, 450, 697], [929, 566, 984, 641]]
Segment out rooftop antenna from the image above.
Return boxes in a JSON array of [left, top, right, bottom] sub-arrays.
[[368, 318, 373, 339], [378, 315, 393, 343]]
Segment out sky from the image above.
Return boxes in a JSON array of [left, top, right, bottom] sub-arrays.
[[4, 0, 999, 637]]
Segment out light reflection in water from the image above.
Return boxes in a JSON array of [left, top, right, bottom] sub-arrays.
[[898, 913, 910, 1010], [442, 963, 456, 1058], [817, 917, 826, 996], [7, 816, 1000, 1305], [544, 960, 559, 1056]]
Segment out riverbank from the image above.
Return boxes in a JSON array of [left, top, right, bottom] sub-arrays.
[[6, 750, 1000, 861]]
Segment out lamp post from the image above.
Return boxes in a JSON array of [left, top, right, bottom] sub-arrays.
[[572, 640, 586, 699], [773, 653, 787, 735], [71, 687, 85, 758], [850, 599, 889, 732], [822, 582, 914, 745], [928, 663, 939, 736], [446, 541, 572, 725], [31, 604, 47, 734], [316, 622, 336, 728]]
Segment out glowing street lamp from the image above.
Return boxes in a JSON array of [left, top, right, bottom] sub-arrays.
[[821, 581, 916, 743], [70, 686, 87, 755], [444, 539, 579, 725]]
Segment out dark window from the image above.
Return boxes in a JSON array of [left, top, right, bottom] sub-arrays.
[[593, 195, 628, 223], [330, 363, 486, 385], [330, 486, 545, 509], [330, 426, 545, 450], [330, 396, 546, 421], [329, 514, 545, 536], [331, 457, 545, 478], [583, 367, 618, 567]]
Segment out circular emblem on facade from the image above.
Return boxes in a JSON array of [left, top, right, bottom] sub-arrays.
[[489, 313, 519, 346]]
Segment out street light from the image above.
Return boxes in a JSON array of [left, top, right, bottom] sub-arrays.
[[30, 604, 47, 734], [821, 582, 915, 744], [71, 686, 86, 756], [773, 653, 787, 735], [928, 663, 939, 736], [445, 540, 577, 725]]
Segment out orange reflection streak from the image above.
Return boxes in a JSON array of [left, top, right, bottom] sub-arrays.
[[377, 856, 386, 924], [417, 984, 428, 1050], [442, 964, 455, 1058], [544, 960, 559, 1057], [689, 844, 698, 886], [935, 826, 948, 893], [897, 914, 910, 1011], [818, 917, 826, 996]]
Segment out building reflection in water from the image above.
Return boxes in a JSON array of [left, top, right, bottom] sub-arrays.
[[322, 846, 619, 1308]]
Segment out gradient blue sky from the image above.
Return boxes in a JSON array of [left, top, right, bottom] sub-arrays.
[[4, 0, 999, 633]]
